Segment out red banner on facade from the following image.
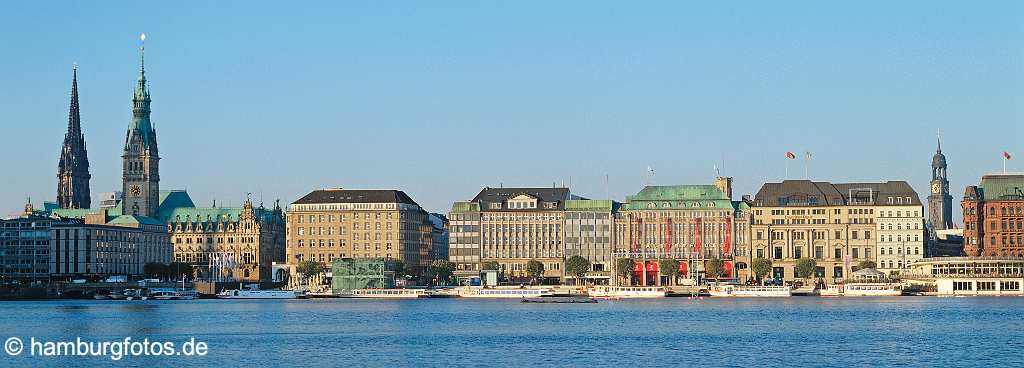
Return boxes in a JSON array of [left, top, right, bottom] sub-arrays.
[[633, 262, 644, 273], [665, 217, 672, 254], [646, 261, 658, 273], [694, 217, 702, 255], [724, 216, 732, 255], [678, 262, 688, 276], [723, 261, 733, 277]]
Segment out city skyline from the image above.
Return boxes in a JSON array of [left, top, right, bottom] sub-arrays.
[[2, 2, 1021, 217]]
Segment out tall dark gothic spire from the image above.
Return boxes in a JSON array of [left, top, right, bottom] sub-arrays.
[[57, 64, 92, 209]]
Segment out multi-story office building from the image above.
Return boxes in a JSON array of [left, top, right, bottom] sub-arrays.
[[448, 202, 481, 277], [751, 180, 923, 281], [49, 209, 171, 278], [613, 177, 751, 285], [563, 199, 617, 283], [448, 187, 615, 283], [474, 187, 572, 282], [286, 189, 433, 273], [963, 174, 1024, 257], [0, 202, 60, 282]]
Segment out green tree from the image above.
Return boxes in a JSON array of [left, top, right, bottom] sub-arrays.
[[166, 262, 192, 280], [705, 258, 725, 280], [752, 258, 772, 283], [296, 260, 323, 280], [525, 260, 545, 285], [565, 256, 591, 286], [795, 258, 817, 279], [429, 260, 455, 285], [143, 262, 167, 279], [855, 260, 877, 271], [658, 259, 680, 286], [615, 258, 634, 285], [392, 260, 407, 278]]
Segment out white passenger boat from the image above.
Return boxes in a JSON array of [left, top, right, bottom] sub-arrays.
[[149, 288, 198, 300], [217, 284, 307, 299], [708, 284, 792, 297], [458, 287, 554, 298], [588, 286, 668, 299], [819, 283, 902, 297], [338, 289, 429, 299]]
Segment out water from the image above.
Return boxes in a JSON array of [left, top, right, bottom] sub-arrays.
[[1, 297, 1021, 367]]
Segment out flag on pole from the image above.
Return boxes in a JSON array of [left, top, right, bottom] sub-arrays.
[[786, 151, 796, 160], [1004, 152, 1012, 160]]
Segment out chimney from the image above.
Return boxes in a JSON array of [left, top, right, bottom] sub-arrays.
[[715, 177, 733, 199]]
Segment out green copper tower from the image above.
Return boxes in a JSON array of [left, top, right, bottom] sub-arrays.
[[122, 33, 160, 218]]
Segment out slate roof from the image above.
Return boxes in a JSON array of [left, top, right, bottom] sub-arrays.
[[292, 189, 420, 206], [753, 180, 921, 207]]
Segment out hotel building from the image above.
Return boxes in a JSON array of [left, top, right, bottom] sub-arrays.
[[286, 189, 433, 274], [613, 177, 752, 285], [751, 180, 923, 281]]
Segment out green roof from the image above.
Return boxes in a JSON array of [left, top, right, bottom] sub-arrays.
[[450, 201, 480, 213], [50, 208, 95, 220], [564, 199, 614, 212], [163, 206, 275, 224], [108, 215, 165, 226], [980, 174, 1024, 200], [622, 185, 734, 210], [158, 191, 196, 219]]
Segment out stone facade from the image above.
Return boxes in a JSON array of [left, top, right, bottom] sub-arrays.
[[167, 198, 285, 281], [49, 211, 171, 278], [286, 189, 433, 274], [751, 180, 924, 281], [613, 178, 751, 285], [963, 174, 1024, 256]]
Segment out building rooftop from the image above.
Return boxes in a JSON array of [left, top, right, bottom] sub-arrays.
[[292, 188, 420, 206], [754, 180, 920, 207], [974, 173, 1024, 201]]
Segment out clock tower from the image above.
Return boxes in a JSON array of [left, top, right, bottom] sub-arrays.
[[928, 137, 953, 230], [122, 35, 160, 218]]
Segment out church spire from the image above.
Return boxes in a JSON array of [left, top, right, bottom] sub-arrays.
[[58, 64, 91, 209]]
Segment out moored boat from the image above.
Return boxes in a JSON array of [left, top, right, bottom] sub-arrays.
[[149, 288, 198, 300], [819, 283, 902, 297], [458, 287, 554, 298], [588, 286, 668, 299], [337, 289, 428, 299], [217, 284, 307, 299], [708, 284, 792, 297]]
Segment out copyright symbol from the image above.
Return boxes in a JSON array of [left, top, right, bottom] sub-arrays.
[[4, 337, 22, 356]]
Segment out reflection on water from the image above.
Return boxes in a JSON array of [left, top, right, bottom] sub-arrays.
[[2, 297, 1022, 367]]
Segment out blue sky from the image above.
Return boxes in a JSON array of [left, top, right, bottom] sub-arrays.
[[1, 1, 1021, 222]]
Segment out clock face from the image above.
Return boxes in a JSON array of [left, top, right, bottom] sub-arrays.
[[130, 185, 142, 197], [931, 183, 941, 194]]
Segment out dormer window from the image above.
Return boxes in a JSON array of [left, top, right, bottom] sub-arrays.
[[507, 194, 539, 210]]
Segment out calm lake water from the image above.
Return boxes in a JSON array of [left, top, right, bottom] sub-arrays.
[[1, 297, 1022, 367]]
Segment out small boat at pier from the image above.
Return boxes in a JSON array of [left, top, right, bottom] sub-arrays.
[[708, 284, 792, 297], [337, 289, 428, 299], [458, 287, 554, 298], [819, 283, 902, 297], [588, 286, 668, 299]]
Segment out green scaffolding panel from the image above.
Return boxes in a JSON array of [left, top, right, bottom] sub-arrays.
[[331, 258, 397, 293]]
